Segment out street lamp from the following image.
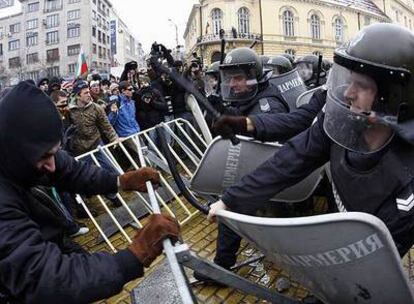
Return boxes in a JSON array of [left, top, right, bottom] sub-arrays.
[[168, 18, 179, 47]]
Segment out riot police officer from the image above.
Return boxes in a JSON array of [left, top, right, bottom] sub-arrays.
[[281, 53, 295, 66], [209, 23, 414, 259], [295, 54, 326, 88], [266, 55, 293, 76], [220, 47, 289, 117]]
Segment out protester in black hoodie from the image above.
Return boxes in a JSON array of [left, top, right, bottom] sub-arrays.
[[0, 82, 180, 304]]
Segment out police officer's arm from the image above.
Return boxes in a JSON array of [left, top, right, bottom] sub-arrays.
[[221, 114, 330, 212], [0, 200, 142, 303], [249, 89, 326, 142], [48, 150, 119, 196]]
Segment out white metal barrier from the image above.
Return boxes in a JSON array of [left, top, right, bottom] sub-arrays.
[[74, 118, 209, 253]]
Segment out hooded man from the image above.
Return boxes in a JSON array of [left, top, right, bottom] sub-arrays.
[[0, 81, 180, 303]]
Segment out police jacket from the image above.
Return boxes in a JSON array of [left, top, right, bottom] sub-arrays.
[[224, 82, 289, 116], [222, 111, 414, 257], [0, 83, 143, 304], [250, 88, 326, 142]]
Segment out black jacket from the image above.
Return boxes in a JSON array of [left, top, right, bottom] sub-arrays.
[[135, 87, 168, 130], [0, 82, 143, 304]]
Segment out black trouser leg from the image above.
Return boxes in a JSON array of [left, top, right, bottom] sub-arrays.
[[213, 222, 242, 269]]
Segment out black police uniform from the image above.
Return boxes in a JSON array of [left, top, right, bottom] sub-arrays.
[[222, 112, 414, 257]]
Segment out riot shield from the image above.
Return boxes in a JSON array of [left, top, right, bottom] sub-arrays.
[[296, 86, 322, 108], [217, 210, 414, 304], [190, 136, 324, 203], [269, 69, 307, 112], [186, 94, 213, 144]]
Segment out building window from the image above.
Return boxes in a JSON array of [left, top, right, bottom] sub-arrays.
[[68, 9, 80, 20], [313, 50, 322, 56], [237, 7, 250, 34], [67, 44, 80, 56], [92, 43, 97, 54], [68, 0, 80, 3], [283, 10, 295, 37], [46, 48, 59, 62], [92, 26, 96, 37], [47, 66, 60, 77], [68, 63, 76, 74], [67, 25, 80, 38], [107, 34, 109, 44], [44, 0, 62, 13], [26, 52, 39, 64], [98, 46, 102, 58], [9, 23, 20, 34], [310, 14, 321, 39], [26, 32, 38, 46], [98, 30, 102, 42], [0, 44, 3, 56], [285, 49, 296, 57], [46, 14, 59, 28], [102, 34, 106, 44], [8, 39, 20, 51], [334, 17, 344, 42], [46, 30, 59, 45], [26, 19, 38, 30], [9, 57, 21, 69], [211, 8, 223, 35], [27, 2, 39, 12], [0, 0, 13, 9]]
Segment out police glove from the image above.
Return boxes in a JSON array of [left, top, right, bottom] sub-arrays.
[[128, 214, 180, 267], [212, 115, 248, 139], [119, 167, 160, 192]]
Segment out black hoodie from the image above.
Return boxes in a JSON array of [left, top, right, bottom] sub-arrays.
[[0, 81, 62, 186]]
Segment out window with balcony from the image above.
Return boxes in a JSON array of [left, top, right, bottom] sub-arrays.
[[67, 44, 80, 56], [334, 17, 344, 42], [26, 52, 39, 64], [44, 0, 62, 13], [283, 10, 295, 37], [310, 14, 321, 39], [46, 14, 59, 28], [26, 19, 38, 30], [47, 48, 59, 62], [9, 23, 20, 34], [211, 8, 223, 35], [9, 57, 21, 69], [68, 25, 80, 38], [47, 66, 60, 77], [26, 32, 38, 46], [8, 39, 20, 51], [238, 7, 250, 35], [68, 9, 80, 20], [27, 2, 39, 13], [46, 30, 59, 45]]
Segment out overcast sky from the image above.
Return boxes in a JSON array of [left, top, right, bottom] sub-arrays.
[[112, 0, 199, 53]]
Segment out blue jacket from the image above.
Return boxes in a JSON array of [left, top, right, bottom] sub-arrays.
[[108, 94, 140, 137]]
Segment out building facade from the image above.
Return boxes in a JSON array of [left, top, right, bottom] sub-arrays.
[[184, 0, 413, 66], [109, 10, 145, 70], [0, 0, 113, 86]]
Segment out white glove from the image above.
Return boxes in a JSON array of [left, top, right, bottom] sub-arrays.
[[207, 200, 227, 222]]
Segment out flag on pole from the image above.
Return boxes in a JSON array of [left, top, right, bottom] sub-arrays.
[[76, 48, 88, 79]]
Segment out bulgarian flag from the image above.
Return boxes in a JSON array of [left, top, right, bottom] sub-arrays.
[[76, 48, 88, 79]]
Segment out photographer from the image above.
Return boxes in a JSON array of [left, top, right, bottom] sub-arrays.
[[135, 85, 168, 131]]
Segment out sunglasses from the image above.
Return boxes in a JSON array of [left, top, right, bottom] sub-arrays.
[[126, 87, 134, 91]]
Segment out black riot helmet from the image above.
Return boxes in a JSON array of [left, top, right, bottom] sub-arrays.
[[204, 61, 220, 96], [267, 55, 293, 76], [295, 55, 320, 83], [281, 53, 295, 65], [219, 47, 264, 103], [259, 55, 270, 68], [324, 23, 414, 154]]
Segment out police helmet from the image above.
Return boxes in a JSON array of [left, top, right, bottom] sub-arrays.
[[219, 47, 263, 103], [204, 61, 220, 96], [281, 53, 295, 65], [324, 23, 414, 153], [295, 55, 320, 82], [267, 55, 293, 76]]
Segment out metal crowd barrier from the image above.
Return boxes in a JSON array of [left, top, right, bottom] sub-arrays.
[[74, 118, 209, 253]]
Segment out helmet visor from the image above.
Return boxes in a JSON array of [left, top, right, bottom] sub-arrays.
[[324, 64, 398, 154], [296, 62, 313, 81], [204, 73, 218, 96], [220, 65, 258, 102]]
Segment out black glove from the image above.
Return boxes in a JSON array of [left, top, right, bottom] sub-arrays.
[[212, 115, 248, 139]]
